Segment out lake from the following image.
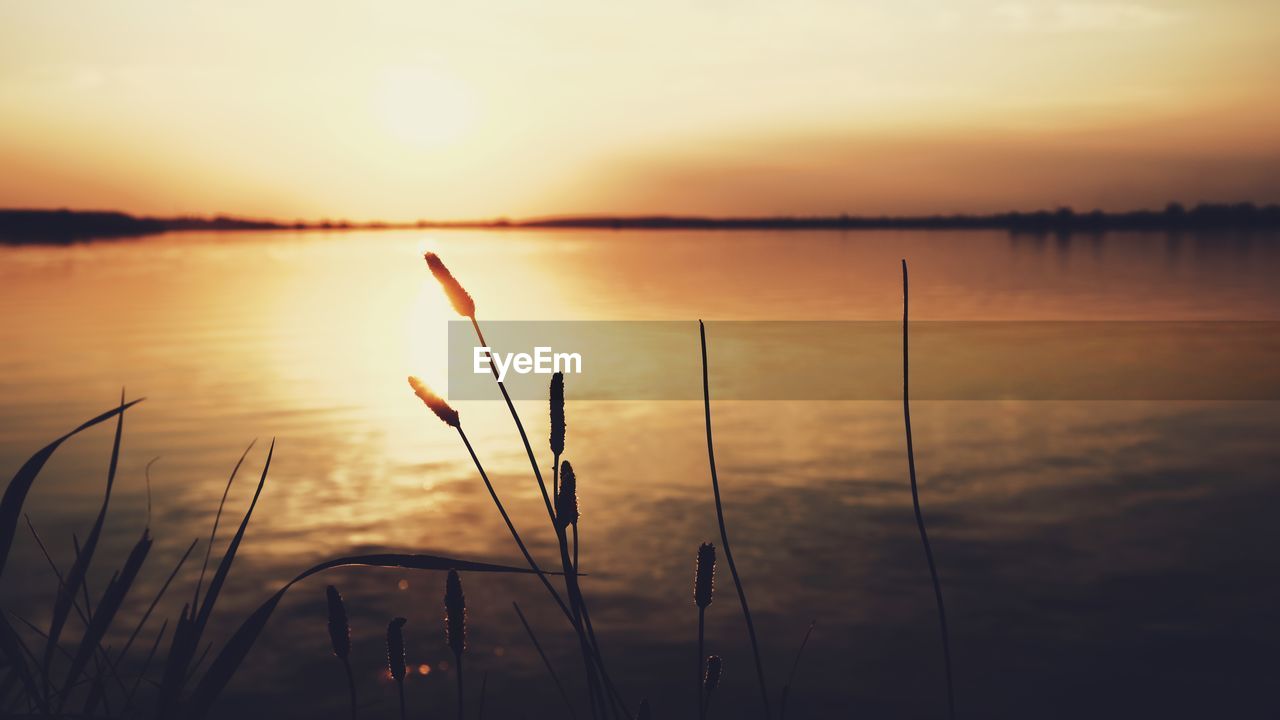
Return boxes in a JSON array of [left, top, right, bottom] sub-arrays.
[[2, 228, 1279, 718]]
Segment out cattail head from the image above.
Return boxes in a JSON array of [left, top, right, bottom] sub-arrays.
[[694, 542, 716, 608], [408, 376, 460, 428], [325, 585, 350, 660], [549, 372, 565, 456], [424, 252, 476, 318], [703, 655, 722, 692], [555, 460, 579, 529], [387, 617, 407, 682], [444, 569, 466, 658], [636, 699, 651, 720]]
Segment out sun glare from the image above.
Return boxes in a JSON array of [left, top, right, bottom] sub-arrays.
[[375, 67, 473, 151]]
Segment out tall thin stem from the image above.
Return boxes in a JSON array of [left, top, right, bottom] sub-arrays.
[[342, 657, 358, 720], [555, 518, 606, 720], [471, 318, 556, 524], [455, 425, 603, 720], [553, 457, 560, 506], [469, 316, 628, 720], [454, 426, 572, 622], [901, 260, 956, 720], [697, 609, 707, 720], [513, 602, 578, 720], [699, 320, 771, 720], [455, 656, 465, 720], [779, 620, 816, 720]]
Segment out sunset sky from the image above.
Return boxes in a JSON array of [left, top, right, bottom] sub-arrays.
[[2, 1, 1278, 220]]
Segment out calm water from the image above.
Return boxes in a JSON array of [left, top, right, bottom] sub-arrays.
[[1, 228, 1279, 718]]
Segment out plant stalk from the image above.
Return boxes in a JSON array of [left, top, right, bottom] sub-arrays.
[[901, 260, 956, 720], [699, 320, 772, 720]]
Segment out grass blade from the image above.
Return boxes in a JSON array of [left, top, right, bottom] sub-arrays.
[[112, 537, 199, 668], [193, 439, 272, 633], [59, 529, 152, 710], [0, 613, 44, 714], [43, 392, 131, 695], [123, 618, 167, 712], [160, 441, 273, 715], [0, 398, 143, 581], [193, 441, 255, 611], [156, 603, 195, 717], [778, 620, 816, 720], [513, 602, 577, 720]]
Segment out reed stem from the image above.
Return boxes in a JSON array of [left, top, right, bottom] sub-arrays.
[[513, 602, 578, 720], [455, 425, 604, 720], [699, 320, 772, 720], [342, 657, 357, 720], [455, 656, 465, 720], [697, 609, 707, 720], [778, 620, 816, 720], [468, 317, 627, 719], [901, 260, 956, 720], [554, 518, 606, 720], [470, 318, 556, 525], [552, 457, 561, 517], [454, 426, 572, 622]]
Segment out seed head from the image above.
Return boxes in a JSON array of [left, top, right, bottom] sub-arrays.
[[549, 372, 565, 456], [694, 543, 716, 609], [387, 617, 407, 682], [703, 655, 723, 692], [408, 376, 460, 428], [325, 585, 350, 660], [424, 252, 476, 318], [555, 460, 579, 529], [445, 569, 466, 658]]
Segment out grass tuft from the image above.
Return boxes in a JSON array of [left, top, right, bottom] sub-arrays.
[[326, 585, 357, 720], [445, 570, 467, 720], [387, 617, 407, 720]]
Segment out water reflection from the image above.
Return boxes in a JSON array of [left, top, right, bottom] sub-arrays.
[[1, 229, 1278, 718]]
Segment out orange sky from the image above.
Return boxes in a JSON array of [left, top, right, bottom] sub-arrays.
[[1, 1, 1278, 220]]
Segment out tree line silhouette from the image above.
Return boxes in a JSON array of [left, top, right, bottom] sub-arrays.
[[2, 202, 1279, 243]]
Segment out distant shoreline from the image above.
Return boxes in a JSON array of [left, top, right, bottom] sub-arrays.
[[2, 204, 1279, 243]]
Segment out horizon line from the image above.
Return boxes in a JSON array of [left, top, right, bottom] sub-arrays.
[[3, 202, 1280, 243], [6, 201, 1280, 226]]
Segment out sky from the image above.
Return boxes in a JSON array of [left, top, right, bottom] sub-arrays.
[[1, 0, 1278, 220]]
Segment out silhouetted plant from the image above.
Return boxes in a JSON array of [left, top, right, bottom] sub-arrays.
[[700, 320, 772, 719], [445, 570, 467, 720], [326, 585, 357, 720], [422, 254, 625, 719], [0, 399, 547, 720], [556, 460, 579, 530], [703, 655, 723, 718], [514, 601, 577, 719], [779, 620, 817, 720], [901, 260, 956, 719], [387, 617, 407, 720], [695, 542, 716, 720]]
